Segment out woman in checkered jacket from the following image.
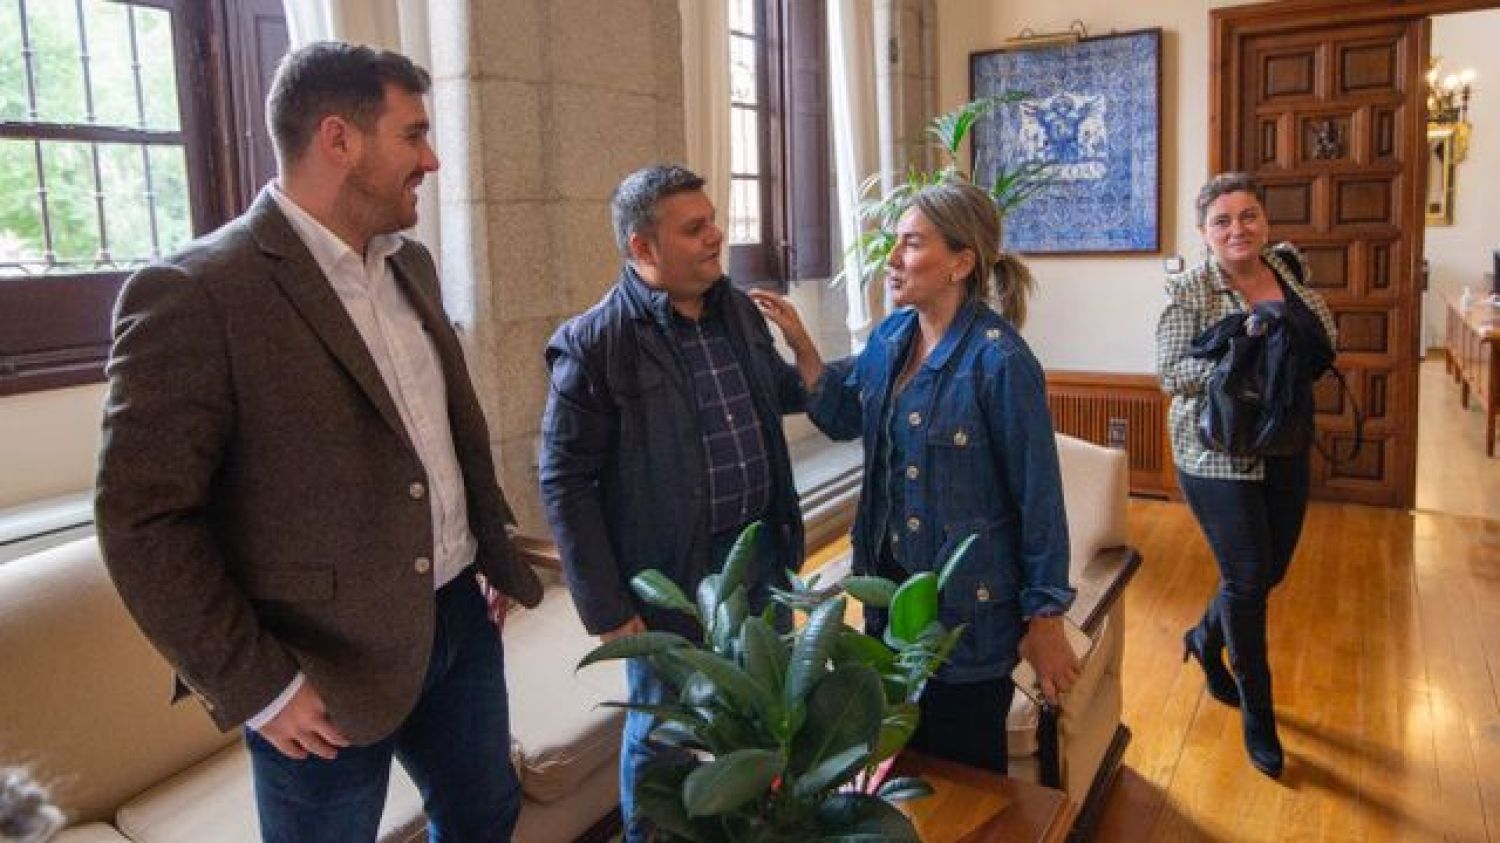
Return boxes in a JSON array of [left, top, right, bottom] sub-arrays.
[[1156, 172, 1337, 779]]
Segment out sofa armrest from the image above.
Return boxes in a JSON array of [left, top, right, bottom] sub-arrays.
[[1068, 545, 1142, 639], [510, 534, 563, 573]]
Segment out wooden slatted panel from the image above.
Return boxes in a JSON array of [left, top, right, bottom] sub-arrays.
[[1045, 371, 1177, 498]]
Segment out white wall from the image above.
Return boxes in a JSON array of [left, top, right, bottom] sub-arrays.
[[0, 385, 105, 508], [935, 0, 1254, 373], [1423, 9, 1500, 350]]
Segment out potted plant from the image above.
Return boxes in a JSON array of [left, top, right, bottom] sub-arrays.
[[838, 92, 1054, 294], [577, 522, 978, 842]]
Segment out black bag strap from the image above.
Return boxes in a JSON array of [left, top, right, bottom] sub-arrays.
[[1313, 366, 1365, 465]]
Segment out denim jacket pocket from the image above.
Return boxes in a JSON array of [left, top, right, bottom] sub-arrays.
[[935, 518, 1022, 678]]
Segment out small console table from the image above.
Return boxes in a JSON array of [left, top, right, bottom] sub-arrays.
[[1443, 280, 1500, 457]]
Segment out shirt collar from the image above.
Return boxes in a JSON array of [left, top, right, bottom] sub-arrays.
[[269, 183, 404, 281], [623, 264, 728, 330]]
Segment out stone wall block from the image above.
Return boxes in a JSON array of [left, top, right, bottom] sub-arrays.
[[547, 0, 656, 95], [477, 78, 546, 202], [486, 202, 562, 321], [551, 87, 661, 201]]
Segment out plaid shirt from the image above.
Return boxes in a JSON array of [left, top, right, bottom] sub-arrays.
[[1156, 244, 1338, 481], [673, 303, 772, 534]]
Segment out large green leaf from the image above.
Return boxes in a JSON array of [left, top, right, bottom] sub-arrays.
[[712, 585, 749, 653], [663, 648, 778, 725], [630, 569, 700, 619], [696, 573, 723, 641], [814, 793, 921, 841], [885, 572, 937, 647], [682, 748, 784, 817], [718, 521, 761, 603], [876, 776, 934, 803], [789, 665, 883, 782], [740, 616, 787, 701], [840, 576, 897, 608], [833, 629, 895, 675], [785, 595, 846, 707], [793, 743, 870, 799], [870, 702, 920, 763], [936, 533, 978, 592], [576, 631, 691, 670]]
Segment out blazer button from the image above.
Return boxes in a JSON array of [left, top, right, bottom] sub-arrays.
[[908, 411, 923, 427], [414, 556, 432, 574], [906, 516, 921, 533], [408, 482, 427, 500], [952, 429, 969, 448], [905, 464, 919, 480]]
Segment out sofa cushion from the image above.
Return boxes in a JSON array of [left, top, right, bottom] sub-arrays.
[[114, 743, 425, 843], [505, 583, 627, 804], [1053, 435, 1129, 572], [0, 537, 235, 825]]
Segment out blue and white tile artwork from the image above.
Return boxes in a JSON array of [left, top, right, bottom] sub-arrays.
[[972, 29, 1161, 253]]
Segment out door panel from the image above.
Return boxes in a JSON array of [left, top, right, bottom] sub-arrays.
[[1218, 14, 1426, 507]]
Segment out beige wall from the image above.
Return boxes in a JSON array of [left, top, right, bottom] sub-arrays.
[[934, 0, 1254, 373], [1423, 9, 1500, 350]]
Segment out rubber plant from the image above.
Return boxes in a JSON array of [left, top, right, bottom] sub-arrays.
[[837, 91, 1054, 293], [577, 522, 979, 842]]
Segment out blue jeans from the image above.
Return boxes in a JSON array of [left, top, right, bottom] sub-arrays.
[[619, 658, 675, 843], [247, 573, 521, 842]]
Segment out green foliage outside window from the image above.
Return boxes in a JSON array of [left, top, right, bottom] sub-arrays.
[[0, 1, 191, 273]]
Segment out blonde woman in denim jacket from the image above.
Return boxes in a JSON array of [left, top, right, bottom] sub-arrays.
[[1157, 172, 1337, 778], [751, 182, 1079, 773]]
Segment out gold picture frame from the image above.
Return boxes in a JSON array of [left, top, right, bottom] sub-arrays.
[[1426, 124, 1457, 226]]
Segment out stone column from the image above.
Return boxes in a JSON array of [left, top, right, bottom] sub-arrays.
[[429, 0, 686, 533]]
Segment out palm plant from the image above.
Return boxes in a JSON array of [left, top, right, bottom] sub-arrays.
[[836, 91, 1054, 293], [577, 523, 978, 842]]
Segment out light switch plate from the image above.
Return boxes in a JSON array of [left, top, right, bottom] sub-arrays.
[[1163, 255, 1185, 274]]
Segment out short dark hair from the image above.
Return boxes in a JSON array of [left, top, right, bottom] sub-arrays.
[[1195, 172, 1262, 226], [266, 41, 431, 168], [609, 164, 706, 257]]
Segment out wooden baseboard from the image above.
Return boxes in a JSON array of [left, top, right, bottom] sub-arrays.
[[1046, 371, 1177, 498]]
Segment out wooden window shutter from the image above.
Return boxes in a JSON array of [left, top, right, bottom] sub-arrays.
[[782, 0, 831, 281]]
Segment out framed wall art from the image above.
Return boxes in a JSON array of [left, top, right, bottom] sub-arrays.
[[971, 28, 1162, 254]]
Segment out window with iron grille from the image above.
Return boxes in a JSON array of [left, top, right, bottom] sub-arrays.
[[0, 0, 286, 396], [726, 0, 830, 292]]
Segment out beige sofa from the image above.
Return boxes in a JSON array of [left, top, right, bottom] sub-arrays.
[[1007, 434, 1139, 829], [0, 537, 624, 843]]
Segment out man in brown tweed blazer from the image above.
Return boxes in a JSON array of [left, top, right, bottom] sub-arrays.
[[95, 42, 541, 841]]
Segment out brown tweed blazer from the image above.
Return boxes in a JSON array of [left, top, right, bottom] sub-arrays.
[[95, 189, 542, 743]]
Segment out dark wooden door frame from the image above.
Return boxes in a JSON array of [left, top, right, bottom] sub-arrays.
[[1209, 0, 1500, 508]]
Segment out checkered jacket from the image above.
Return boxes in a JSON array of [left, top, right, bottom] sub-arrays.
[[1155, 244, 1338, 481]]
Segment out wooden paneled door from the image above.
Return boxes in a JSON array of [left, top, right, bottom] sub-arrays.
[[1214, 7, 1431, 507]]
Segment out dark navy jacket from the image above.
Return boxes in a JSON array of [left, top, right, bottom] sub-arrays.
[[540, 266, 807, 637], [808, 298, 1074, 682]]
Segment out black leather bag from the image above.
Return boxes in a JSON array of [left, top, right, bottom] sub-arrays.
[[1189, 303, 1327, 457]]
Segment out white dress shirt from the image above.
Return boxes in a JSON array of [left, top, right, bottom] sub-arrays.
[[247, 186, 478, 730]]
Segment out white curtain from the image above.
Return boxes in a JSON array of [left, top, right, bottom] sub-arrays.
[[280, 0, 439, 254], [678, 0, 733, 220], [828, 0, 883, 345]]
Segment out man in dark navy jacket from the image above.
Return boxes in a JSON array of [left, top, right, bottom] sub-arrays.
[[539, 164, 806, 842]]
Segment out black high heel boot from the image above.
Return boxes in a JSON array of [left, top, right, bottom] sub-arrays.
[[1241, 705, 1284, 778], [1182, 628, 1240, 707]]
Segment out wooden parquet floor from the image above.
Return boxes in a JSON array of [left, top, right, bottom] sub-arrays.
[[1095, 497, 1500, 842]]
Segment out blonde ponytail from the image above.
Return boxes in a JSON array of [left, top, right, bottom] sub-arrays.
[[989, 252, 1035, 329]]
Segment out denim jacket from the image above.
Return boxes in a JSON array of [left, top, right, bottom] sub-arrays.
[[540, 267, 807, 638], [808, 298, 1075, 682]]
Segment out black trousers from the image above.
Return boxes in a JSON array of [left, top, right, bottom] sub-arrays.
[[1178, 453, 1310, 716], [909, 676, 1015, 773]]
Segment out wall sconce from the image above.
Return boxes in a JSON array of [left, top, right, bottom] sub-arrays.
[[1426, 57, 1475, 160]]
